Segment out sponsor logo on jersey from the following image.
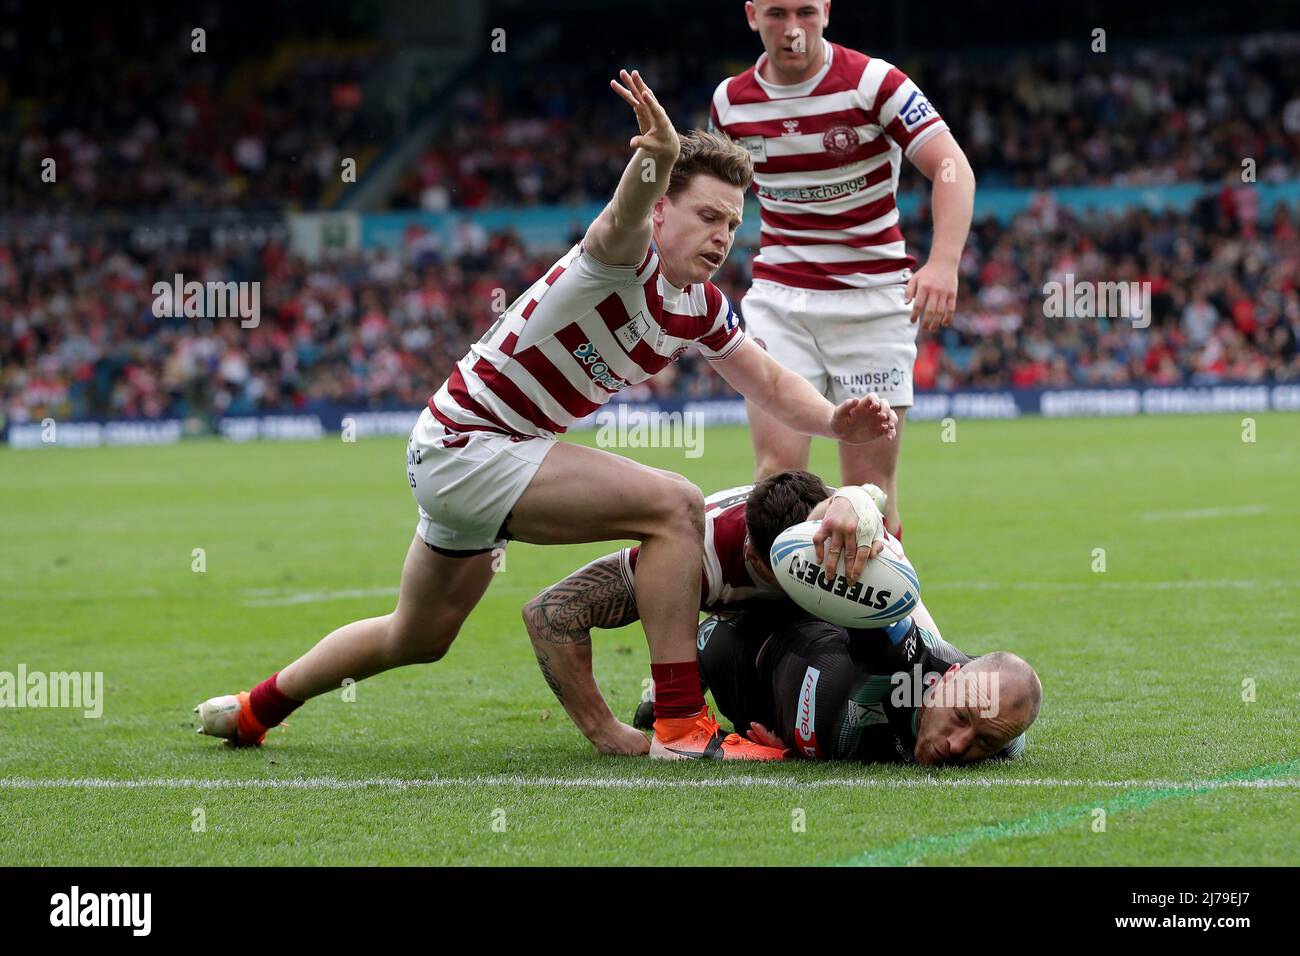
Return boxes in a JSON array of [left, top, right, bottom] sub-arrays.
[[894, 733, 914, 762], [756, 173, 869, 202], [738, 135, 768, 163], [833, 369, 907, 389], [782, 119, 801, 136], [796, 666, 821, 757], [613, 311, 650, 351], [898, 90, 937, 132], [822, 124, 861, 155], [572, 341, 631, 391]]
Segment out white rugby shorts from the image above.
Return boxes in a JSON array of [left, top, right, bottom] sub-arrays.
[[406, 407, 556, 554], [741, 279, 918, 406]]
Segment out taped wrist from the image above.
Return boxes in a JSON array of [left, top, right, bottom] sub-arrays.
[[830, 486, 882, 542]]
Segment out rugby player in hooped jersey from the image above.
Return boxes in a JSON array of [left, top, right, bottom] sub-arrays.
[[711, 1, 977, 542], [194, 70, 897, 760]]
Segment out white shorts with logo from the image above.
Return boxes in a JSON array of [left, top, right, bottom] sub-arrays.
[[741, 279, 918, 406], [406, 407, 556, 554]]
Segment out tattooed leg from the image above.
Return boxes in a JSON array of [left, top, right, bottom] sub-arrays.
[[523, 552, 648, 754]]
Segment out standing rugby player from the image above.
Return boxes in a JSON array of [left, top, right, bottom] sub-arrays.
[[194, 70, 896, 761], [711, 1, 976, 538]]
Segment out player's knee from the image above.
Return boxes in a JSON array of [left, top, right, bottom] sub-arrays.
[[389, 614, 461, 665], [658, 474, 705, 538]]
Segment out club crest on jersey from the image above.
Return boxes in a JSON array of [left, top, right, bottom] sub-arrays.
[[845, 699, 886, 728], [822, 124, 860, 156], [738, 135, 767, 163]]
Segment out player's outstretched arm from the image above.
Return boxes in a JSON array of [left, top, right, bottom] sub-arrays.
[[522, 553, 647, 755], [583, 69, 681, 267], [905, 130, 975, 331], [711, 337, 898, 442]]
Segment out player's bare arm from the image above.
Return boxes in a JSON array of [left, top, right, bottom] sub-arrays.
[[905, 130, 976, 331], [711, 337, 898, 442], [522, 553, 647, 755], [583, 69, 681, 266]]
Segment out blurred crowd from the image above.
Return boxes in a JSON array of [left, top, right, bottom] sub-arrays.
[[919, 189, 1299, 390], [393, 34, 1300, 211], [1, 8, 386, 215], [4, 190, 1297, 425], [3, 13, 1299, 425], [8, 9, 1296, 215]]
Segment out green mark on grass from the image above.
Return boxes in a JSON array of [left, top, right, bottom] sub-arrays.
[[834, 758, 1300, 867]]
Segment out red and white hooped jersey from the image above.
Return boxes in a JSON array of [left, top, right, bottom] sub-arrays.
[[620, 482, 910, 615], [619, 484, 785, 613], [710, 39, 947, 292], [428, 242, 744, 439]]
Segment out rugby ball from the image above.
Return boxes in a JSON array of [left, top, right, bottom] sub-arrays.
[[769, 520, 920, 628]]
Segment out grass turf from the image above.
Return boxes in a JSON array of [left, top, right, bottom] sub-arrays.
[[1, 413, 1297, 865]]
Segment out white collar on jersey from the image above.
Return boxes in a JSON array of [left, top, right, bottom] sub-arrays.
[[754, 38, 834, 99]]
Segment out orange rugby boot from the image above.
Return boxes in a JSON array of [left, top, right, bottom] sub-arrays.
[[650, 706, 787, 761]]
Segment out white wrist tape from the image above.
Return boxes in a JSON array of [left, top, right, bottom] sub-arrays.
[[830, 486, 884, 543]]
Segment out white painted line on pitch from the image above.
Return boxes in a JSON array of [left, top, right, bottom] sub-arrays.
[[1142, 504, 1270, 522], [1, 776, 1296, 792]]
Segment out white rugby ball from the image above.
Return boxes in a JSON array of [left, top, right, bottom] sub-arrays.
[[769, 520, 920, 628]]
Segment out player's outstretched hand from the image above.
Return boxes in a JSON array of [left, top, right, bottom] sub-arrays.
[[905, 260, 958, 331], [609, 69, 680, 160], [590, 719, 651, 756], [830, 393, 897, 444], [813, 495, 884, 581]]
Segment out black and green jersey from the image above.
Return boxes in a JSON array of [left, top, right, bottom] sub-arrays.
[[696, 608, 1026, 764]]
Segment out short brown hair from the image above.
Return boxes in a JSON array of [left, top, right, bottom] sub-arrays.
[[668, 129, 753, 197], [745, 470, 833, 568]]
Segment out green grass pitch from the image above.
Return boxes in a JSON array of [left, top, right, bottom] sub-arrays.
[[1, 413, 1297, 866]]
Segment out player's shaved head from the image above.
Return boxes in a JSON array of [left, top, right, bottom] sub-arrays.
[[914, 652, 1042, 765], [967, 652, 1042, 735]]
